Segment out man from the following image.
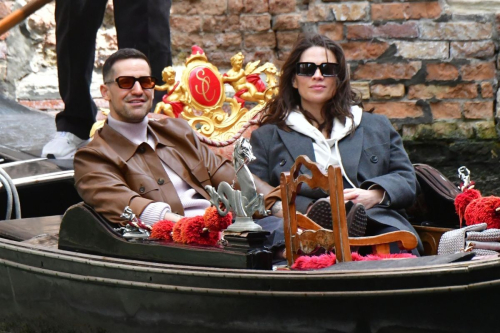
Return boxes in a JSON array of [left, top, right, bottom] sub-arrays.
[[42, 0, 172, 159], [74, 49, 280, 237]]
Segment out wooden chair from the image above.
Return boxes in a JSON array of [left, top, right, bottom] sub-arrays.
[[280, 155, 418, 267]]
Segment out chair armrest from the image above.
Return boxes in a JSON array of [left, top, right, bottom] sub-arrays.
[[349, 231, 418, 252], [296, 213, 322, 231]]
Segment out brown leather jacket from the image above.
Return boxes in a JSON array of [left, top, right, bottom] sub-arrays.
[[74, 118, 275, 224]]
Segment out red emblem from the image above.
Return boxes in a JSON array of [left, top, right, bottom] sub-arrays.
[[188, 66, 222, 107]]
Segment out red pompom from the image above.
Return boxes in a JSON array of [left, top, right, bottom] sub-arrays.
[[182, 216, 219, 246], [455, 188, 481, 227], [172, 218, 187, 243], [150, 220, 174, 241], [291, 252, 336, 270], [203, 206, 232, 232], [464, 196, 500, 229], [291, 252, 416, 270]]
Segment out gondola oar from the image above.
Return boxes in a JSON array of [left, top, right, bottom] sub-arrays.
[[0, 0, 54, 36]]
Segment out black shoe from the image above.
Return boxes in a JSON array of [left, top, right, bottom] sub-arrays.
[[346, 203, 367, 237], [307, 199, 367, 237], [306, 198, 332, 229]]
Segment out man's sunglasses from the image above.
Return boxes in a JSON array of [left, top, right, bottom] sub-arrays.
[[105, 76, 157, 89], [296, 62, 340, 77]]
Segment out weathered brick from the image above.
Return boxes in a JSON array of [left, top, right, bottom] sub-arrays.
[[341, 42, 390, 61], [375, 22, 418, 39], [330, 3, 369, 22], [171, 1, 194, 15], [216, 32, 243, 50], [351, 81, 370, 100], [0, 2, 11, 19], [0, 31, 9, 41], [173, 32, 243, 52], [306, 3, 332, 22], [352, 62, 421, 80], [402, 123, 472, 140], [370, 84, 405, 100], [209, 51, 243, 68], [430, 102, 461, 119], [347, 22, 418, 40], [171, 16, 201, 33], [451, 41, 496, 59], [244, 31, 276, 49], [460, 62, 496, 81], [464, 101, 494, 119], [240, 14, 272, 32], [244, 50, 276, 63], [420, 22, 492, 40], [213, 50, 275, 69], [318, 23, 344, 41], [346, 24, 373, 40], [0, 41, 7, 60], [172, 0, 227, 15], [172, 33, 205, 51], [426, 63, 459, 81], [475, 121, 497, 139], [481, 82, 494, 98], [244, 0, 269, 13], [371, 2, 441, 21], [269, 0, 296, 14], [364, 102, 424, 119], [45, 30, 56, 47], [202, 15, 240, 33], [395, 41, 449, 60], [273, 14, 301, 31], [408, 84, 478, 99], [432, 122, 472, 140], [228, 0, 244, 14], [18, 99, 65, 111], [276, 31, 300, 50]]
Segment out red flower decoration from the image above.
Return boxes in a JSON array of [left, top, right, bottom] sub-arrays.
[[172, 218, 187, 243], [464, 196, 500, 229], [182, 216, 219, 246], [455, 188, 481, 227], [150, 220, 175, 241], [203, 206, 232, 232]]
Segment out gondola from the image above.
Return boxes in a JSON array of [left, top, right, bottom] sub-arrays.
[[1, 97, 498, 333]]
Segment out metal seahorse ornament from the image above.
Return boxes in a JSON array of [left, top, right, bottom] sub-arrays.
[[205, 138, 269, 232]]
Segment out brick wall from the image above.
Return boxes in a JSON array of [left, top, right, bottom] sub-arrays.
[[0, 0, 499, 188], [171, 0, 499, 143]]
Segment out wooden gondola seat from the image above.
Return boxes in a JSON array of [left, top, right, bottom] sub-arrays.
[[58, 202, 273, 269], [280, 155, 418, 267]]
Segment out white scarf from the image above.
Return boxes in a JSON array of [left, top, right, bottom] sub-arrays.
[[285, 105, 363, 187]]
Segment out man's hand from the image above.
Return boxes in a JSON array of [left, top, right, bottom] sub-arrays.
[[343, 188, 384, 210], [271, 200, 283, 218], [163, 212, 183, 222]]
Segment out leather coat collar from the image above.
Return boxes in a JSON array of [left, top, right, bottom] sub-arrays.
[[98, 119, 175, 161]]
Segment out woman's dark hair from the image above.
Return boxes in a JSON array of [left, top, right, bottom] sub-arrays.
[[260, 34, 360, 134]]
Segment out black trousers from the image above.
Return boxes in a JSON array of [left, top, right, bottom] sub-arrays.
[[55, 0, 172, 139]]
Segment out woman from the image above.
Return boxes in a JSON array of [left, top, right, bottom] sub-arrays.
[[248, 34, 422, 254]]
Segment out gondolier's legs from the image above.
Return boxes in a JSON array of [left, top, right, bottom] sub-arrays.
[[43, 0, 172, 159], [114, 0, 172, 105], [54, 0, 108, 141]]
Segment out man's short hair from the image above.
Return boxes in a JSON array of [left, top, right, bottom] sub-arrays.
[[102, 48, 151, 82]]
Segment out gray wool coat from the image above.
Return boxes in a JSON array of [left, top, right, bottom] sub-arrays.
[[249, 112, 423, 252]]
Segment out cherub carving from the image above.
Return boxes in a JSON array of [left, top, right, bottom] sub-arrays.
[[223, 52, 268, 107], [154, 66, 191, 118]]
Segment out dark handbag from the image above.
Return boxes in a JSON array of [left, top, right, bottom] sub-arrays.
[[406, 164, 461, 228]]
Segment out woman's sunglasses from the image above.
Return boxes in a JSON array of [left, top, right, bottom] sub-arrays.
[[296, 62, 340, 77], [105, 76, 157, 89]]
